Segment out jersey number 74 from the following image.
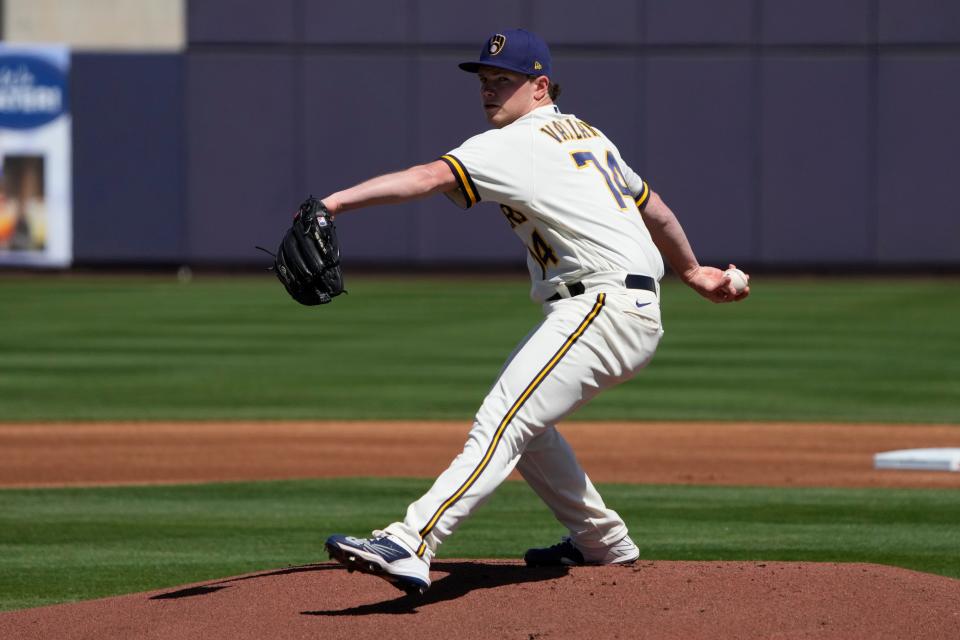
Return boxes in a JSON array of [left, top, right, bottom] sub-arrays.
[[570, 150, 633, 210]]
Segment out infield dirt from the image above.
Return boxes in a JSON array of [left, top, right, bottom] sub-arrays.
[[1, 420, 958, 488]]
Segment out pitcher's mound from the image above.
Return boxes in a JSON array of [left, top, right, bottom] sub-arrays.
[[3, 561, 958, 639]]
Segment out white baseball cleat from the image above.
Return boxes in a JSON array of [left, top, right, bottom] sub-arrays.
[[524, 535, 640, 567], [325, 530, 431, 595]]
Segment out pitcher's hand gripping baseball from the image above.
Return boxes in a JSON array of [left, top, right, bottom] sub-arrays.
[[271, 196, 345, 305]]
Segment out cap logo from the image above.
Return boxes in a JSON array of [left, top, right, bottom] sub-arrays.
[[489, 34, 506, 55], [534, 61, 542, 70]]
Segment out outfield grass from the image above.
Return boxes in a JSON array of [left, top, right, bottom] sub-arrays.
[[1, 274, 958, 422], [2, 276, 956, 613], [1, 478, 958, 611]]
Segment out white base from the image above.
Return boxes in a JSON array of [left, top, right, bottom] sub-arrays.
[[874, 448, 960, 472]]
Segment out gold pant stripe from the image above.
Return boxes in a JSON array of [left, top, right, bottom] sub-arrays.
[[416, 294, 607, 554]]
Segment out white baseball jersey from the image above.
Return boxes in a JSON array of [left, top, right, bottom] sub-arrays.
[[440, 104, 664, 301]]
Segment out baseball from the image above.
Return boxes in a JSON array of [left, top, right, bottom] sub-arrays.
[[724, 267, 748, 293]]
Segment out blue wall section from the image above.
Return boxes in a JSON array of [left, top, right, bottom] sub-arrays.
[[762, 0, 873, 44], [188, 0, 299, 44], [302, 53, 419, 262], [645, 56, 758, 264], [185, 53, 300, 263], [645, 0, 756, 44], [303, 3, 415, 44], [67, 1, 960, 268], [532, 0, 643, 45], [760, 57, 874, 264], [416, 1, 530, 44], [72, 54, 185, 263], [878, 0, 960, 43], [877, 56, 960, 263]]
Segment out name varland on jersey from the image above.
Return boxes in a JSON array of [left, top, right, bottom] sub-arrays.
[[539, 117, 601, 144]]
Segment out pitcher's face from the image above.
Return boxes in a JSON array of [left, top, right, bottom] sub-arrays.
[[477, 67, 540, 128]]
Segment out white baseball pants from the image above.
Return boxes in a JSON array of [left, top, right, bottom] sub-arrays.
[[384, 287, 664, 561]]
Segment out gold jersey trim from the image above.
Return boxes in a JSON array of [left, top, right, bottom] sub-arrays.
[[440, 154, 480, 208], [635, 181, 651, 210]]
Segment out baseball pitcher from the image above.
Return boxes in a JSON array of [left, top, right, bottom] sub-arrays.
[[315, 29, 749, 595]]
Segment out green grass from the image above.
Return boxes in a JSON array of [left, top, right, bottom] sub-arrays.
[[2, 276, 956, 613], [0, 274, 958, 422], [1, 478, 958, 611]]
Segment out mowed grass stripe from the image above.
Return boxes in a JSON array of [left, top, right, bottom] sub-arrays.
[[1, 478, 959, 611], [1, 275, 958, 422]]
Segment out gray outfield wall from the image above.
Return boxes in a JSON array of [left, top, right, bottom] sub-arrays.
[[72, 0, 960, 268]]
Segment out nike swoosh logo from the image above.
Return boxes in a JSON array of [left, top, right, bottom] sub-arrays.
[[635, 301, 651, 309]]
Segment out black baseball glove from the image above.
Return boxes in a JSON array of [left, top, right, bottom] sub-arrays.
[[268, 196, 345, 305]]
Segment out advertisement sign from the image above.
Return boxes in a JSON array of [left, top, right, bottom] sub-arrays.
[[0, 45, 71, 267]]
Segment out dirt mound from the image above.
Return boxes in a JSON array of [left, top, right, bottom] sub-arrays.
[[3, 561, 958, 640]]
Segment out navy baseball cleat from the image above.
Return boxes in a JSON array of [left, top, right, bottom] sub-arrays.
[[325, 531, 431, 595], [524, 535, 640, 567]]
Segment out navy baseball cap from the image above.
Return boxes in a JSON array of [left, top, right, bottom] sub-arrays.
[[459, 29, 552, 77]]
